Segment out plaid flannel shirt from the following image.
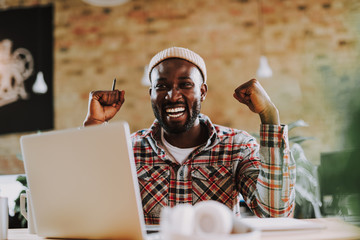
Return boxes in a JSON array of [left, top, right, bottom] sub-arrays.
[[132, 114, 296, 224]]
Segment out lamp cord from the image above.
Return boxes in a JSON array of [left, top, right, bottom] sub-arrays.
[[257, 0, 265, 55]]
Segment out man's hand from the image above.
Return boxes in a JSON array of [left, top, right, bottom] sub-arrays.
[[233, 79, 280, 125], [83, 90, 125, 126]]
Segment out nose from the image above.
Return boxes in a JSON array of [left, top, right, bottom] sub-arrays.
[[165, 87, 181, 102]]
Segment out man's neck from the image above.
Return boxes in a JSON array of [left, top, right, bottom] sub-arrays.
[[163, 121, 208, 148]]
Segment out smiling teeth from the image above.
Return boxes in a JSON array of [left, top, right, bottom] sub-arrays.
[[168, 112, 183, 118], [166, 107, 185, 113], [166, 107, 185, 118]]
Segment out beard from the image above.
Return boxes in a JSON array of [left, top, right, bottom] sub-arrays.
[[152, 99, 201, 134]]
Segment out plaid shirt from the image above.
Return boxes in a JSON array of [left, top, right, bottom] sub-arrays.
[[132, 114, 296, 224]]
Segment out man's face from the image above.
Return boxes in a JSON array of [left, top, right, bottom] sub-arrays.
[[149, 58, 207, 134]]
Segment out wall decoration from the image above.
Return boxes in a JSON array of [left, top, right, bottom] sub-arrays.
[[0, 5, 53, 135]]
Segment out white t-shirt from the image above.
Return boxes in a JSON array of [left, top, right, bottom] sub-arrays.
[[161, 129, 198, 165]]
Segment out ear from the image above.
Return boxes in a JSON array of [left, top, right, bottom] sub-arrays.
[[200, 83, 208, 102]]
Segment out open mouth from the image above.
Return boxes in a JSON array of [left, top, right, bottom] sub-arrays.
[[165, 106, 186, 118]]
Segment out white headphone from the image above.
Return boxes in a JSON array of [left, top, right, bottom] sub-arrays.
[[161, 200, 233, 237]]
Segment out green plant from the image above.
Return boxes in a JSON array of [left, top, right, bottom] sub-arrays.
[[13, 175, 28, 228], [288, 120, 322, 219]]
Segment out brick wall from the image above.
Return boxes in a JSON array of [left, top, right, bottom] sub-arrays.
[[1, 0, 359, 174]]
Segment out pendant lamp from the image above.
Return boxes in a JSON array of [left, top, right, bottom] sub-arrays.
[[32, 71, 48, 94]]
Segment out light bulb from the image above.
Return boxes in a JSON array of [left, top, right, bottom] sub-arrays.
[[256, 55, 273, 78], [32, 71, 48, 94], [141, 65, 151, 86]]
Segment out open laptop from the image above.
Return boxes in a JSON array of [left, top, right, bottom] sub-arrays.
[[20, 121, 153, 239]]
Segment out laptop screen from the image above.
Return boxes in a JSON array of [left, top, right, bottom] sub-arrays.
[[20, 121, 146, 239]]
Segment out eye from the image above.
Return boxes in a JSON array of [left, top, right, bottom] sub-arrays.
[[180, 82, 194, 89], [155, 83, 167, 90]]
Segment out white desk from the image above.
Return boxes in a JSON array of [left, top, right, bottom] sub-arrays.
[[7, 218, 360, 240], [262, 218, 360, 240]]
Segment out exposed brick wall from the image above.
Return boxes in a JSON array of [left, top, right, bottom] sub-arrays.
[[1, 0, 359, 174]]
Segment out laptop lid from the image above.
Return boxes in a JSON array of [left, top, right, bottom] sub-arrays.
[[20, 121, 146, 239]]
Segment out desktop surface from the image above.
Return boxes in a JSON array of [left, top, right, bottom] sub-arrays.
[[7, 218, 360, 240]]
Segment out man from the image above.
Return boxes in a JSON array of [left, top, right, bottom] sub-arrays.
[[83, 47, 296, 224]]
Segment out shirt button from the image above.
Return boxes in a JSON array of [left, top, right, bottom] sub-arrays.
[[179, 171, 183, 177]]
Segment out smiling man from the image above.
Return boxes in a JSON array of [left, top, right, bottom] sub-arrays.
[[83, 47, 296, 224]]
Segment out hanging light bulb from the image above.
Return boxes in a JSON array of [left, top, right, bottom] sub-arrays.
[[32, 71, 48, 94], [256, 55, 273, 78], [141, 65, 151, 86]]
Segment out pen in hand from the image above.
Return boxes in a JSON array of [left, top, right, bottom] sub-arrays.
[[112, 78, 116, 91], [109, 78, 124, 110]]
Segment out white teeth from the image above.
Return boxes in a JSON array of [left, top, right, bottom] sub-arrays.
[[165, 107, 185, 118], [168, 112, 184, 118], [166, 107, 185, 113]]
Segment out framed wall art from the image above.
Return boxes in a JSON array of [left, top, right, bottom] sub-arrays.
[[0, 5, 54, 135]]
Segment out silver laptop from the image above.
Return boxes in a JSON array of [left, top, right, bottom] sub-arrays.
[[20, 121, 149, 239]]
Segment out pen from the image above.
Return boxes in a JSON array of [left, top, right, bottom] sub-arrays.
[[112, 78, 116, 91]]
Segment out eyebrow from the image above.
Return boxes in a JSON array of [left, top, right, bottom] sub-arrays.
[[155, 77, 167, 82], [178, 76, 192, 80]]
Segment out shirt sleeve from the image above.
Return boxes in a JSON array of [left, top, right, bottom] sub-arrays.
[[237, 124, 296, 217]]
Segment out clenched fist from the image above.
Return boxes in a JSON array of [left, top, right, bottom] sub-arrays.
[[83, 90, 125, 126], [233, 79, 279, 125]]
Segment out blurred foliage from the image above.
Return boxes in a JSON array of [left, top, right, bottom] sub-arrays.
[[13, 175, 28, 228], [289, 120, 321, 219], [341, 89, 360, 217], [317, 84, 360, 221]]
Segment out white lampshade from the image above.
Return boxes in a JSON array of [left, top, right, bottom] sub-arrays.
[[256, 55, 273, 78], [141, 65, 151, 86], [32, 71, 48, 94]]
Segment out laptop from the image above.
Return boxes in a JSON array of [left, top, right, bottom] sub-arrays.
[[20, 121, 153, 239]]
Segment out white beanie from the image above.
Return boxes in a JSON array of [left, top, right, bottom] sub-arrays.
[[148, 47, 207, 83]]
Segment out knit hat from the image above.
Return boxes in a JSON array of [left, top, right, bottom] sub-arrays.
[[148, 47, 207, 83]]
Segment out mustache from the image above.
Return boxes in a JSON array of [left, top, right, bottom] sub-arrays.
[[163, 100, 186, 108]]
